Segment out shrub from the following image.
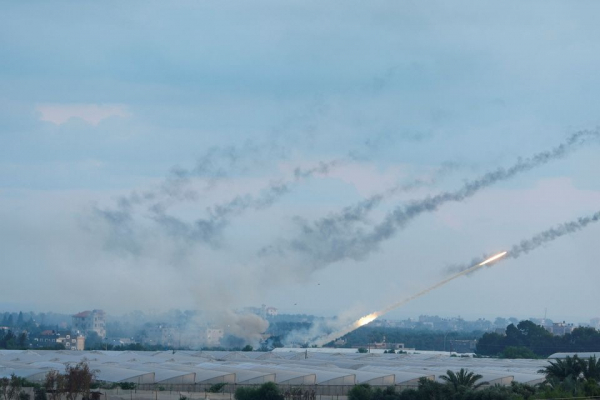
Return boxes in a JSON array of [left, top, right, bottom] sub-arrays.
[[118, 383, 136, 391], [208, 383, 226, 393], [348, 384, 372, 400], [235, 383, 283, 400]]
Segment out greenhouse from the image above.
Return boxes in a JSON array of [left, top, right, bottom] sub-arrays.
[[0, 349, 552, 394]]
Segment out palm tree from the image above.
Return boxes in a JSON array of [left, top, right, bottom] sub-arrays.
[[579, 356, 600, 381], [539, 356, 583, 382], [440, 368, 487, 391]]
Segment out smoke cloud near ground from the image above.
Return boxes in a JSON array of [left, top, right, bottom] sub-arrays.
[[266, 129, 599, 272], [208, 309, 270, 347]]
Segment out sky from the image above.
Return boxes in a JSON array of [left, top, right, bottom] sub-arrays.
[[1, 1, 600, 325]]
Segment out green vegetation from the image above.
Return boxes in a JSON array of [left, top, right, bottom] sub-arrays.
[[235, 382, 284, 400], [347, 361, 600, 400], [439, 369, 487, 391], [540, 355, 600, 381], [43, 361, 95, 400], [477, 321, 600, 357], [499, 346, 540, 359], [208, 383, 227, 393], [333, 321, 600, 358], [334, 327, 481, 351], [0, 374, 32, 400], [117, 382, 136, 390], [0, 330, 28, 350]]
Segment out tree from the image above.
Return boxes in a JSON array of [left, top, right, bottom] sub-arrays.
[[16, 313, 24, 327], [504, 324, 524, 347], [234, 382, 283, 400], [0, 330, 17, 349], [84, 332, 102, 350], [0, 377, 10, 400], [234, 386, 255, 400], [580, 356, 600, 381], [44, 370, 65, 400], [208, 383, 226, 393], [7, 375, 22, 400], [348, 384, 372, 400], [118, 383, 136, 391], [64, 361, 96, 400], [540, 356, 583, 382], [241, 345, 253, 352], [415, 378, 450, 400], [256, 382, 284, 400], [500, 346, 538, 359], [476, 332, 504, 356], [439, 368, 487, 391], [18, 333, 27, 348]]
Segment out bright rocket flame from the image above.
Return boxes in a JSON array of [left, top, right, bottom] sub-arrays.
[[355, 313, 379, 327], [478, 251, 508, 266], [310, 250, 509, 347]]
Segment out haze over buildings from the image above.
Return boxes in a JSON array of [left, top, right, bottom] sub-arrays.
[[0, 1, 599, 332]]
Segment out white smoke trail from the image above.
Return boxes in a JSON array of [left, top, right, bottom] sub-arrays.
[[310, 252, 508, 346], [273, 129, 600, 269], [311, 209, 600, 346]]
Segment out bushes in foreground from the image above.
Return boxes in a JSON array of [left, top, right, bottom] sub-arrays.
[[237, 362, 600, 400], [235, 382, 284, 400]]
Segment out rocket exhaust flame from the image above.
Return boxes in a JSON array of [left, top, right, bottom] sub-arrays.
[[478, 251, 508, 266], [355, 313, 379, 327], [307, 210, 600, 347], [310, 251, 508, 346]]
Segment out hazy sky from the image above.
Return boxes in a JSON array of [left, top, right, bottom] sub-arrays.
[[1, 1, 599, 324]]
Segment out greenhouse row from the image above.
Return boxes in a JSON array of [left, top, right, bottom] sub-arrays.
[[0, 349, 567, 390]]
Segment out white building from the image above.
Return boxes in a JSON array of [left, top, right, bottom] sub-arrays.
[[72, 309, 106, 338]]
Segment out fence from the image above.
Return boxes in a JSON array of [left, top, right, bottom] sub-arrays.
[[21, 382, 422, 400]]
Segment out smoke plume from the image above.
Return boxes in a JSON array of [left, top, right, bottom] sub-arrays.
[[509, 211, 600, 259], [312, 210, 600, 345], [445, 211, 600, 275], [208, 309, 270, 347], [270, 129, 599, 270], [150, 160, 342, 244], [94, 140, 287, 226], [93, 159, 342, 252], [258, 161, 458, 257]]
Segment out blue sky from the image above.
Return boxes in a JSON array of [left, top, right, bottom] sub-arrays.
[[1, 1, 599, 325]]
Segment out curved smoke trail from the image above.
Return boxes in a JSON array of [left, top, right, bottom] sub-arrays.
[[150, 160, 343, 243], [276, 129, 599, 268]]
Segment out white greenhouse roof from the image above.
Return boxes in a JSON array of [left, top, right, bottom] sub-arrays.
[[0, 350, 549, 387]]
